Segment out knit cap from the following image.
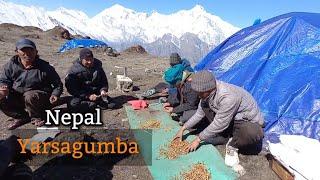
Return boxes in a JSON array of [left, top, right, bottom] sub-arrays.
[[79, 48, 93, 59], [169, 53, 182, 66], [191, 70, 216, 92]]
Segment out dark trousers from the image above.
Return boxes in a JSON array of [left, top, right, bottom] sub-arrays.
[[0, 136, 18, 176], [68, 96, 113, 113], [0, 90, 51, 120], [0, 136, 32, 180], [203, 120, 264, 154], [200, 100, 264, 154]]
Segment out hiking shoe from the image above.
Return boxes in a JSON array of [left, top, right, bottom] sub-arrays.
[[225, 138, 240, 167], [31, 118, 45, 127], [107, 102, 116, 109], [99, 102, 116, 110], [99, 96, 116, 110], [141, 88, 156, 98]]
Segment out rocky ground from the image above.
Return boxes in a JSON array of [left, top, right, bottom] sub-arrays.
[[0, 24, 279, 180]]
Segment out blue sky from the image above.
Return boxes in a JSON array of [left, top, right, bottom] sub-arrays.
[[7, 0, 320, 28]]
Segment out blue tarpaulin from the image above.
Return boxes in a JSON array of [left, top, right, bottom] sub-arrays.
[[195, 12, 320, 141], [59, 39, 108, 52]]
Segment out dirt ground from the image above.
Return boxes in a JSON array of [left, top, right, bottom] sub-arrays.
[[0, 24, 279, 180]]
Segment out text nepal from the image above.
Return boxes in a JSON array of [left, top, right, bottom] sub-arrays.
[[45, 108, 103, 130]]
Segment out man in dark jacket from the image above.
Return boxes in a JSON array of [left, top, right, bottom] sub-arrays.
[[162, 64, 199, 125], [65, 48, 115, 113], [0, 39, 63, 130]]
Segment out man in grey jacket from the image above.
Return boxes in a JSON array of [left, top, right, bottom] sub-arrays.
[[174, 70, 264, 174], [0, 39, 63, 130]]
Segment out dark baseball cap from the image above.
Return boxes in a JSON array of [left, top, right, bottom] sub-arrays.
[[79, 48, 93, 59], [15, 38, 36, 50]]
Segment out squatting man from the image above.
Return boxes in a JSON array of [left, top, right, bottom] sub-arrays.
[[0, 39, 115, 130], [0, 39, 63, 130], [173, 70, 264, 175]]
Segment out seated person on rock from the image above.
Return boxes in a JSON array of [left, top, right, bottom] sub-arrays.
[[162, 64, 200, 125], [0, 39, 63, 130], [138, 52, 193, 99], [65, 48, 115, 113]]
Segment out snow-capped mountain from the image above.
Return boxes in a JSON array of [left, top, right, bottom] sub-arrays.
[[0, 0, 239, 62], [47, 7, 90, 36], [0, 0, 55, 30], [144, 33, 211, 63]]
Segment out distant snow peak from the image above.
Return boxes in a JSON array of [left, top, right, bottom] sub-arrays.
[[0, 0, 239, 61], [107, 4, 134, 12], [190, 4, 205, 12]]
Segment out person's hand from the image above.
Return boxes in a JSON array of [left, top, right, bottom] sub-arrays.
[[49, 95, 59, 104], [100, 90, 108, 96], [164, 106, 173, 113], [0, 85, 9, 100], [186, 136, 201, 152], [162, 102, 171, 107], [162, 88, 168, 93], [0, 84, 8, 90], [160, 88, 169, 95], [173, 127, 185, 142], [89, 94, 98, 101]]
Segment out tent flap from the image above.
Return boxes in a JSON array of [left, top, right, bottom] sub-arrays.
[[195, 12, 320, 141]]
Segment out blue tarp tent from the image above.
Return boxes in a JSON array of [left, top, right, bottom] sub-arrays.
[[59, 39, 108, 52], [195, 12, 320, 141]]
